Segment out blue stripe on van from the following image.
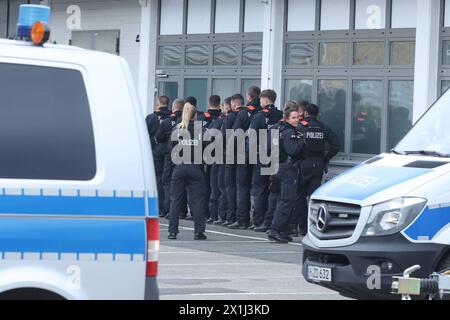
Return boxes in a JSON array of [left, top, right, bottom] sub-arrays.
[[404, 206, 450, 241], [0, 218, 145, 254], [148, 197, 159, 218], [0, 193, 158, 217], [314, 165, 429, 201]]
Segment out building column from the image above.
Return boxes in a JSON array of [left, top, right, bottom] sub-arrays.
[[261, 0, 284, 100], [413, 0, 440, 123], [138, 0, 158, 115]]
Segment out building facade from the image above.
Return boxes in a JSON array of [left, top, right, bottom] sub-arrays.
[[1, 0, 449, 170]]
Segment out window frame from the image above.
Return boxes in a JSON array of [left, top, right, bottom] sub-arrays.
[[282, 0, 415, 161], [156, 0, 263, 102]]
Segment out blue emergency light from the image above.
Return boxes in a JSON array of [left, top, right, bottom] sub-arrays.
[[16, 4, 51, 46]]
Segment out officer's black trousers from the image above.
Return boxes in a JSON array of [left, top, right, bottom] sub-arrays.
[[204, 165, 212, 219], [162, 154, 173, 214], [263, 177, 280, 229], [169, 164, 207, 234], [208, 164, 220, 221], [271, 163, 300, 234], [224, 164, 236, 223], [162, 154, 187, 216], [236, 164, 252, 226], [154, 155, 165, 215], [297, 158, 324, 232], [217, 164, 228, 221], [251, 164, 269, 227]]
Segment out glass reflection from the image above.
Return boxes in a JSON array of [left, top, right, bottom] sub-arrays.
[[320, 43, 348, 65], [388, 81, 413, 149], [318, 80, 347, 152], [285, 79, 313, 104], [352, 80, 382, 154]]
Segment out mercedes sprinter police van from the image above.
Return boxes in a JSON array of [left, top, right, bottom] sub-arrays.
[[0, 5, 159, 300], [302, 87, 450, 299]]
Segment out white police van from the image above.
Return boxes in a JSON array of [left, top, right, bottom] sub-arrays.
[[0, 5, 159, 300], [302, 86, 450, 299]]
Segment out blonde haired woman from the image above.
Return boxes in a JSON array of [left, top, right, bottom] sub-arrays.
[[168, 97, 207, 240]]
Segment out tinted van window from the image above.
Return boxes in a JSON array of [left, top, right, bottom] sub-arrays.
[[0, 63, 96, 180]]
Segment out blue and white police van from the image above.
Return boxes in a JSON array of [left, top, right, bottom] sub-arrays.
[[302, 86, 450, 299], [0, 5, 159, 300]]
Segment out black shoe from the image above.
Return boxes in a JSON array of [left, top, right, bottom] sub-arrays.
[[213, 219, 225, 225], [268, 232, 288, 243], [206, 218, 215, 224], [281, 233, 293, 242], [289, 229, 299, 237], [168, 233, 177, 240], [228, 222, 247, 230], [159, 212, 167, 218], [185, 215, 193, 221], [194, 233, 207, 240], [248, 224, 256, 230], [299, 230, 307, 237], [222, 221, 234, 226], [254, 225, 269, 233]]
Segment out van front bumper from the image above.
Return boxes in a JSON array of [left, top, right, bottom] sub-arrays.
[[302, 234, 447, 300]]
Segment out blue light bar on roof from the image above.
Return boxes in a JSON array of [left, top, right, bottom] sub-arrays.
[[17, 4, 51, 40]]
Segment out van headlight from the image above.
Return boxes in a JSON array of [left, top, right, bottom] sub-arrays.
[[362, 197, 427, 237]]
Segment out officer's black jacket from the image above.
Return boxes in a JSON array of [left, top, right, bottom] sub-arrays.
[[279, 122, 304, 163], [155, 110, 183, 153], [220, 111, 237, 155], [297, 116, 340, 162], [171, 120, 205, 164], [233, 99, 261, 131], [250, 104, 283, 131], [249, 104, 283, 163], [222, 111, 237, 133], [204, 109, 223, 130], [202, 109, 223, 159], [145, 107, 172, 157]]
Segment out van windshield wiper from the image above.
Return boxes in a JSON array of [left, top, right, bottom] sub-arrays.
[[391, 149, 405, 155], [402, 150, 450, 158]]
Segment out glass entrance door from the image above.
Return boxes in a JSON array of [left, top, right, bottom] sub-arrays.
[[158, 81, 179, 107]]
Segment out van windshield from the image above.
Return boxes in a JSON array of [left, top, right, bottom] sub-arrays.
[[394, 90, 450, 158]]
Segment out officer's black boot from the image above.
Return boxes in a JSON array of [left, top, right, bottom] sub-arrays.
[[254, 225, 269, 232], [281, 232, 293, 242], [168, 233, 177, 240], [268, 231, 288, 243], [194, 233, 207, 240], [213, 219, 225, 225]]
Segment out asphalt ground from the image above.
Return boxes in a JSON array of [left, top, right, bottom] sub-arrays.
[[158, 218, 348, 300]]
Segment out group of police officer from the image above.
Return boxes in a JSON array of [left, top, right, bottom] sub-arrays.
[[146, 86, 340, 242]]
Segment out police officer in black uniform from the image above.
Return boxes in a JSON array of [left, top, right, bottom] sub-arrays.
[[222, 94, 243, 226], [168, 101, 207, 240], [249, 89, 283, 230], [228, 86, 261, 230], [155, 99, 186, 218], [296, 103, 340, 235], [146, 96, 171, 217], [214, 97, 232, 225], [268, 106, 304, 243], [255, 101, 298, 233], [204, 95, 223, 224]]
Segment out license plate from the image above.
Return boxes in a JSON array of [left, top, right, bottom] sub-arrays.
[[308, 266, 332, 282]]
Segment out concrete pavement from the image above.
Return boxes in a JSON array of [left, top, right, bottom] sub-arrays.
[[158, 219, 348, 300]]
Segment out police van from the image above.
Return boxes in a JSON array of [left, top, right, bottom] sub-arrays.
[[0, 5, 159, 300], [302, 86, 450, 299]]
